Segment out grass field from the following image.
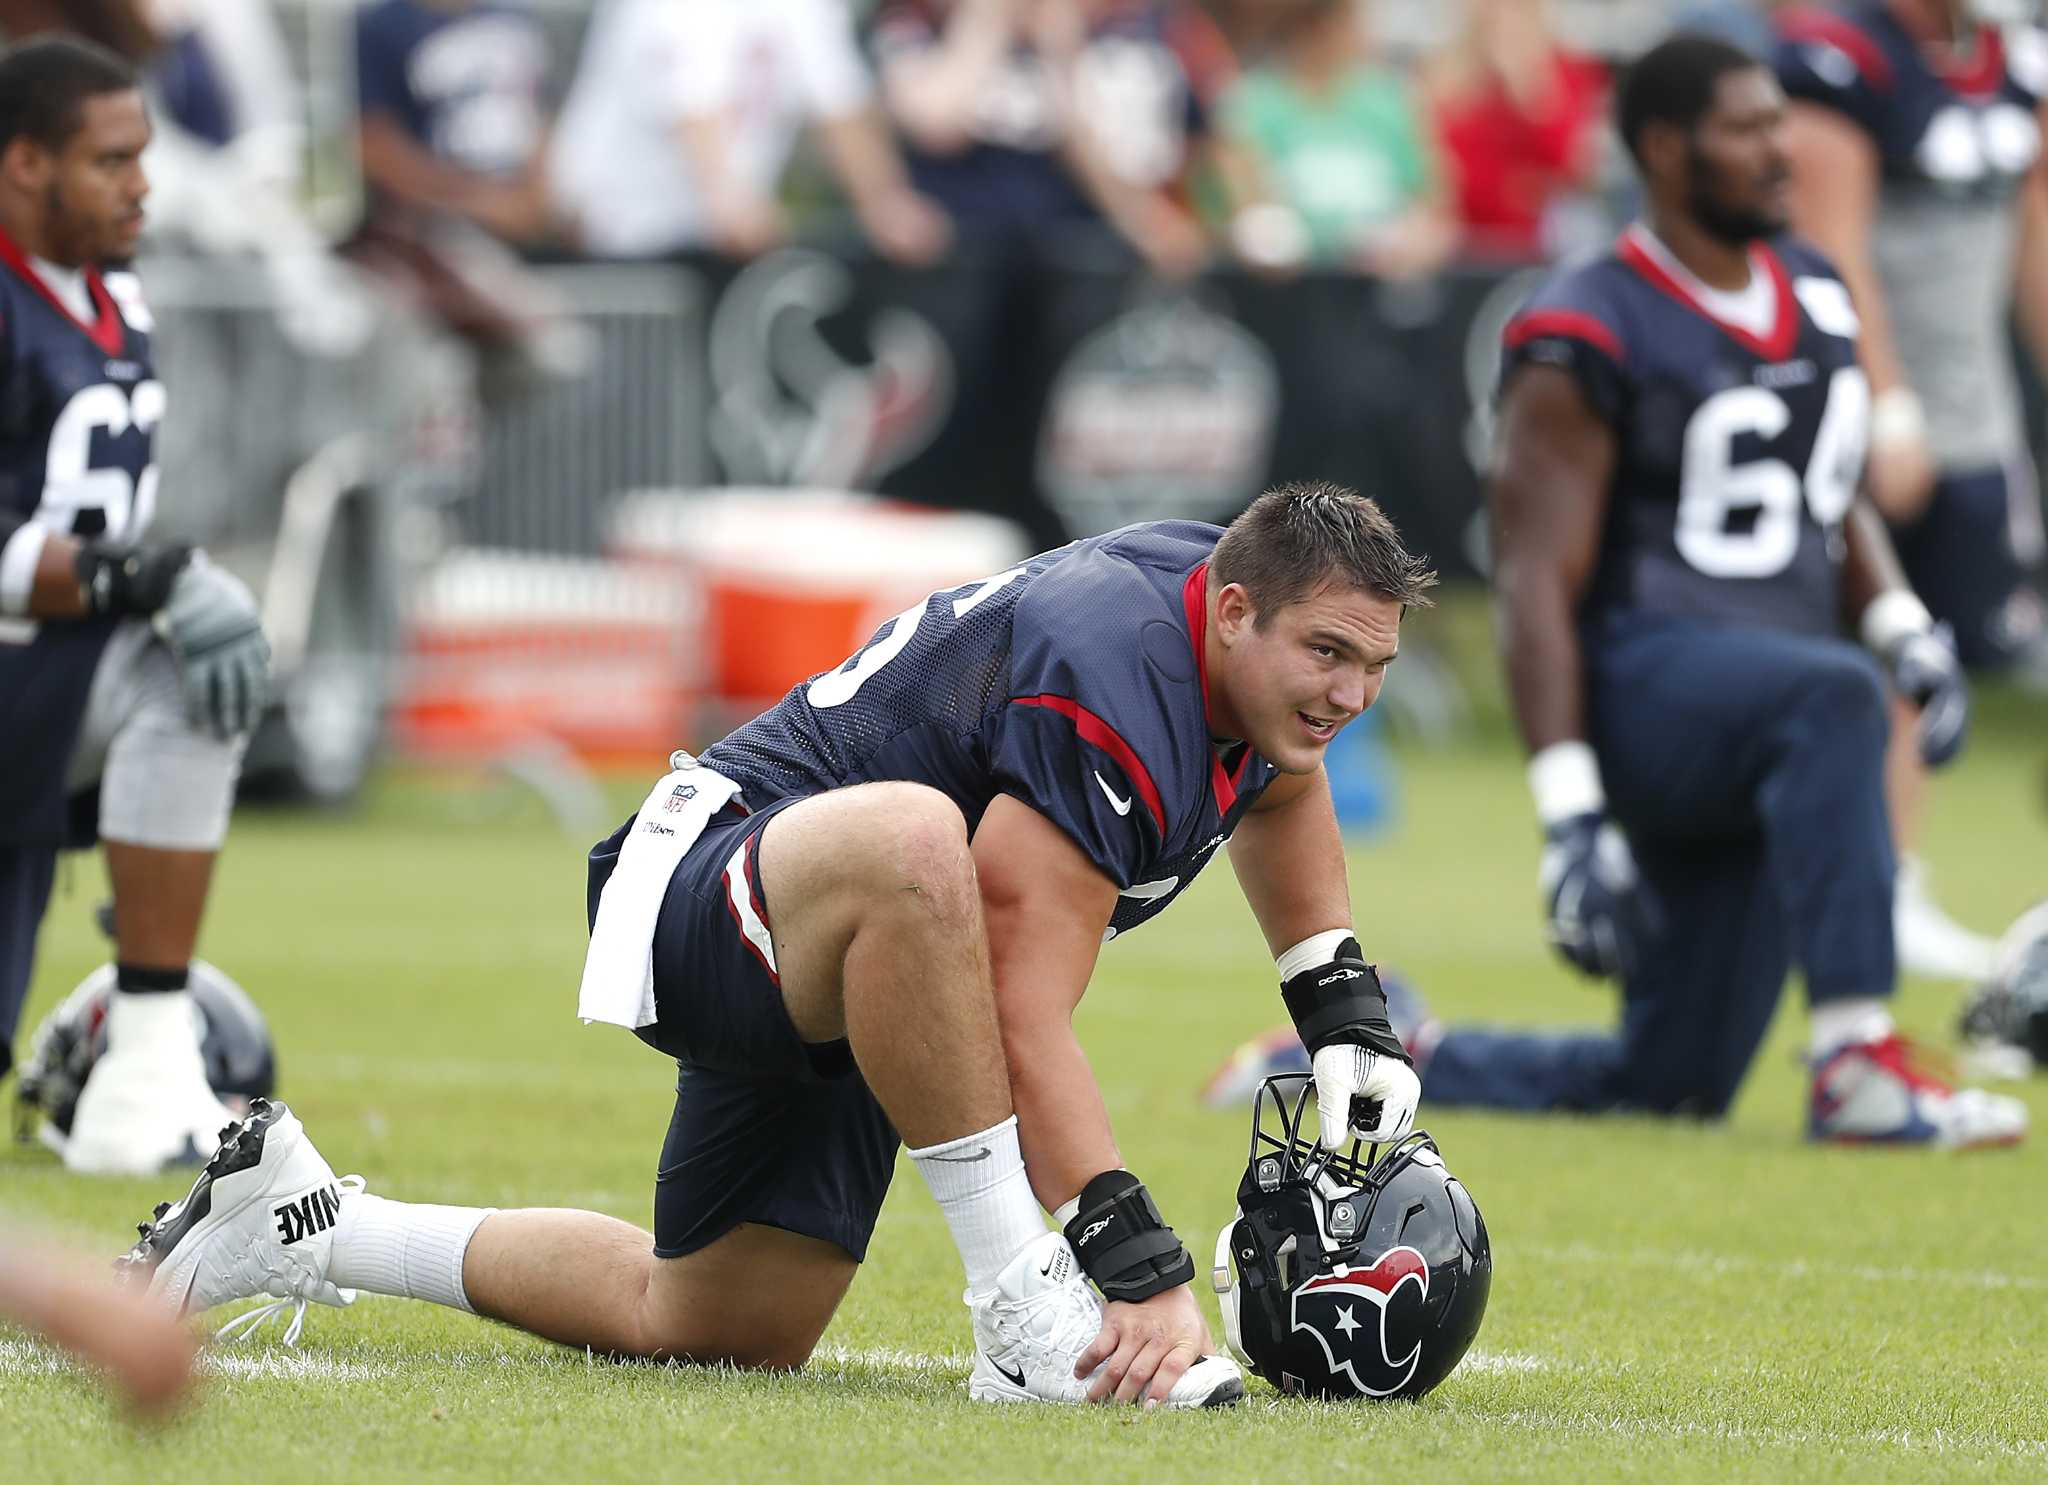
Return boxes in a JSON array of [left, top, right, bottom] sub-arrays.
[[5, 644, 2047, 1482]]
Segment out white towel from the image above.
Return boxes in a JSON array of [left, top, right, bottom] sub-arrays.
[[578, 762, 744, 1031]]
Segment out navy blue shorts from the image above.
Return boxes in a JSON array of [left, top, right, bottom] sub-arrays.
[[1423, 616, 1896, 1118], [1890, 463, 2046, 670], [586, 797, 900, 1263]]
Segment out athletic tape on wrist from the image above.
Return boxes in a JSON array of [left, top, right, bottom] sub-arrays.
[[1276, 928, 1355, 983], [1061, 1169, 1195, 1303], [1527, 740, 1605, 826], [1870, 386, 1927, 449], [1860, 589, 1935, 656]]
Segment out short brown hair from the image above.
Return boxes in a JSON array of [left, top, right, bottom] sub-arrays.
[[1210, 481, 1437, 623]]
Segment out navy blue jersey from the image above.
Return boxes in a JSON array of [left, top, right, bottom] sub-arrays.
[[703, 522, 1280, 941], [356, 0, 549, 179], [1776, 4, 2047, 198], [0, 230, 160, 846], [1499, 229, 1869, 637]]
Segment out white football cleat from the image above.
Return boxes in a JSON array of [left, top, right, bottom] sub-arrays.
[[1894, 857, 1999, 984], [1809, 1033, 2028, 1149], [66, 991, 236, 1176], [119, 1098, 359, 1345], [1163, 1354, 1248, 1408], [967, 1232, 1245, 1407], [969, 1232, 1100, 1404]]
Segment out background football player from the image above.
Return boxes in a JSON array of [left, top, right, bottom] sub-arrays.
[[1402, 34, 2026, 1145], [1775, 0, 2048, 979], [0, 36, 271, 1174], [121, 485, 1426, 1410]]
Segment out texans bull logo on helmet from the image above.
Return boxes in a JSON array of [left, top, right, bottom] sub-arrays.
[[1216, 1074, 1490, 1402], [1289, 1245, 1431, 1397]]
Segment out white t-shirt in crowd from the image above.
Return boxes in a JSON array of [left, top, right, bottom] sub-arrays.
[[548, 0, 873, 258]]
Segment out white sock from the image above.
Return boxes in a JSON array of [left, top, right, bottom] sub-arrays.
[[104, 989, 202, 1056], [328, 1192, 495, 1312], [1810, 997, 1895, 1057], [907, 1115, 1046, 1296]]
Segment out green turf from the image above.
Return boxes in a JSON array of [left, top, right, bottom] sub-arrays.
[[6, 671, 2046, 1482]]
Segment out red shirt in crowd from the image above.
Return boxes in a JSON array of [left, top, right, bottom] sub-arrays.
[[1435, 50, 1607, 259]]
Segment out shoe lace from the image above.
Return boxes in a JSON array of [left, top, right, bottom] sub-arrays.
[[210, 1174, 364, 1349], [1856, 1033, 1958, 1095], [996, 1277, 1100, 1370]]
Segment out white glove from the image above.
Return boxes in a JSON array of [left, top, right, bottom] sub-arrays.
[[1311, 1042, 1420, 1148]]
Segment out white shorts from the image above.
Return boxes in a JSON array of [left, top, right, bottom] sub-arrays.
[[64, 619, 245, 851]]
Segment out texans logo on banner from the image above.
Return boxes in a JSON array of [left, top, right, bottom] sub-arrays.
[[707, 249, 953, 490], [1289, 1245, 1430, 1397]]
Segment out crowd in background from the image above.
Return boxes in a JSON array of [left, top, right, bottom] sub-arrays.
[[10, 0, 1620, 288], [382, 0, 1617, 278]]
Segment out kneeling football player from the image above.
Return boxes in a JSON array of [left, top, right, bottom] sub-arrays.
[[123, 484, 1431, 1405]]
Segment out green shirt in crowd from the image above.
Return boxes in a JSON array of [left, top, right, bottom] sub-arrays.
[[1221, 64, 1436, 262]]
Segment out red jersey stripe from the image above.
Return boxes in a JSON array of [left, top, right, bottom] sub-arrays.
[[1009, 693, 1168, 834], [1503, 309, 1627, 365]]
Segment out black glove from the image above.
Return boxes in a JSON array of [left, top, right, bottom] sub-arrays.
[[74, 542, 192, 617], [1880, 624, 1968, 768], [1539, 812, 1661, 980]]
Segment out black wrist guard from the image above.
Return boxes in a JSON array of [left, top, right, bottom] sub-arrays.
[[74, 542, 191, 617], [1061, 1169, 1196, 1304], [1282, 936, 1408, 1064]]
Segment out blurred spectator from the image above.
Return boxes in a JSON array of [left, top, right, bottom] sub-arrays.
[[349, 0, 584, 389], [1669, 0, 1788, 58], [548, 0, 949, 264], [1211, 0, 1454, 277], [871, 0, 1230, 275], [1427, 0, 1607, 261], [146, 0, 297, 158], [0, 0, 154, 56], [354, 0, 556, 247], [130, 0, 378, 358]]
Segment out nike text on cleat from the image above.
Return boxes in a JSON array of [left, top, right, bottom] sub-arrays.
[[1808, 1034, 2028, 1150], [119, 1098, 362, 1346]]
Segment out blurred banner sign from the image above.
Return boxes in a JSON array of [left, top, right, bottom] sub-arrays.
[[673, 251, 1536, 580]]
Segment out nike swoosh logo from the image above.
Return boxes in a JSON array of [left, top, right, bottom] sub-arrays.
[[1094, 772, 1132, 816], [928, 1147, 991, 1163], [989, 1354, 1027, 1389], [1039, 1256, 1057, 1277]]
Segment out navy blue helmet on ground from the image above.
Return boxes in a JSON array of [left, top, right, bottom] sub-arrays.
[[13, 960, 275, 1145], [1214, 1074, 1490, 1400]]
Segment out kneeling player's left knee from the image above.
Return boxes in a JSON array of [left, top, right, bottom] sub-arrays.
[[98, 724, 244, 853]]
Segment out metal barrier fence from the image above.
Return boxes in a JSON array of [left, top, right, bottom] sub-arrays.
[[463, 267, 709, 555]]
